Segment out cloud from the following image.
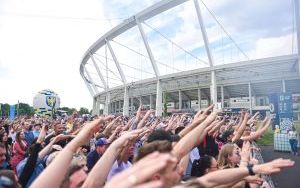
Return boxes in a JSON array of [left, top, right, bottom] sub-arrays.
[[0, 0, 111, 110], [0, 0, 296, 111], [253, 33, 296, 58]]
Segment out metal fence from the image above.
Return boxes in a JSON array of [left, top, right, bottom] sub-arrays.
[[252, 142, 275, 188]]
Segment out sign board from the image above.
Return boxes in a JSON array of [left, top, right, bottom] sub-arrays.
[[9, 105, 15, 120], [269, 93, 279, 128], [278, 93, 293, 131]]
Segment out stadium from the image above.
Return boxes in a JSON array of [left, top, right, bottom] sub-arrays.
[[79, 0, 300, 120]]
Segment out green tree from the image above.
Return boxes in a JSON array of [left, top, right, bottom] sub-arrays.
[[0, 103, 10, 117], [18, 103, 35, 116], [79, 107, 89, 115]]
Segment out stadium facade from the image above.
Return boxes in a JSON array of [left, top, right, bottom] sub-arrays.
[[80, 0, 300, 119]]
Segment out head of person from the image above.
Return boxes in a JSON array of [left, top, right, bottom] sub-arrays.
[[119, 144, 134, 162], [218, 143, 241, 168], [0, 132, 8, 143], [16, 131, 25, 143], [220, 129, 234, 143], [60, 164, 87, 188], [0, 143, 6, 167], [147, 129, 180, 143], [291, 127, 296, 132], [243, 126, 251, 136], [0, 170, 21, 188], [71, 154, 87, 172], [53, 122, 65, 135], [191, 155, 218, 177], [135, 140, 183, 188], [23, 122, 31, 131], [33, 123, 41, 131], [95, 138, 108, 155]]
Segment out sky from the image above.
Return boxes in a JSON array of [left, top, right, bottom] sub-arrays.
[[0, 0, 297, 110]]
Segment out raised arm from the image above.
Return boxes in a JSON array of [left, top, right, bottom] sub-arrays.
[[31, 117, 112, 188], [198, 158, 294, 188], [178, 105, 214, 138], [172, 111, 217, 160], [136, 110, 154, 130], [232, 113, 249, 142], [82, 130, 142, 188], [241, 117, 271, 141]]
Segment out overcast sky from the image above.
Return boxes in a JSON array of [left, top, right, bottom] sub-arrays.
[[0, 0, 296, 110]]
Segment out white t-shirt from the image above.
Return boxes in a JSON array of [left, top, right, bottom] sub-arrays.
[[288, 130, 298, 140]]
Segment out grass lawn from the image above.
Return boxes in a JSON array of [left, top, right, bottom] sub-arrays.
[[256, 121, 300, 146]]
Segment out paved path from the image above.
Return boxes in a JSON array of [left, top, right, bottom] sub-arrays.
[[260, 145, 300, 188]]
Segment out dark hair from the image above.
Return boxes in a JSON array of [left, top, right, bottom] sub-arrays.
[[175, 126, 185, 134], [147, 129, 172, 143], [0, 170, 21, 188], [135, 140, 172, 162], [191, 155, 213, 177], [15, 131, 26, 150]]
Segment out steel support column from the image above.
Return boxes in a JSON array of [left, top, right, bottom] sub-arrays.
[[123, 86, 129, 116], [156, 80, 163, 116], [210, 71, 218, 105], [104, 92, 110, 115], [90, 54, 108, 90], [136, 19, 160, 78], [194, 0, 217, 107], [198, 88, 201, 110], [221, 85, 224, 108], [179, 90, 182, 110], [150, 94, 153, 109], [282, 79, 286, 93], [84, 68, 99, 94], [248, 83, 252, 115]]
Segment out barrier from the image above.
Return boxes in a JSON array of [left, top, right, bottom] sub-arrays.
[[252, 142, 275, 188], [274, 133, 300, 152]]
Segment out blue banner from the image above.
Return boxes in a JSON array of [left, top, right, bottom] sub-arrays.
[[269, 93, 279, 128], [278, 93, 293, 131], [9, 105, 15, 120]]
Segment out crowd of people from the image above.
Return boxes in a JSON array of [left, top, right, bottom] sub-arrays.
[[0, 104, 295, 188]]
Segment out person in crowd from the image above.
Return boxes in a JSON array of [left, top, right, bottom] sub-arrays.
[[10, 131, 27, 172], [0, 143, 7, 169], [288, 126, 298, 155], [32, 123, 41, 138], [0, 132, 12, 169], [22, 121, 34, 145], [0, 170, 21, 188], [86, 138, 108, 172], [106, 144, 134, 181], [191, 155, 218, 177], [44, 122, 68, 147], [60, 164, 87, 188], [218, 143, 241, 169], [0, 105, 296, 188]]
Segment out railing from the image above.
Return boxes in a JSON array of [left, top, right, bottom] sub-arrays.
[[252, 142, 275, 188]]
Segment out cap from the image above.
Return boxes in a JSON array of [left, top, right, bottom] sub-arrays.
[[95, 138, 108, 147]]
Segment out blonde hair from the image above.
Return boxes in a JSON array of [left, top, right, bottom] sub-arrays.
[[217, 143, 235, 168]]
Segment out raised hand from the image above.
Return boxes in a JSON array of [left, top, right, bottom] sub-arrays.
[[104, 152, 177, 188], [253, 158, 294, 175]]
